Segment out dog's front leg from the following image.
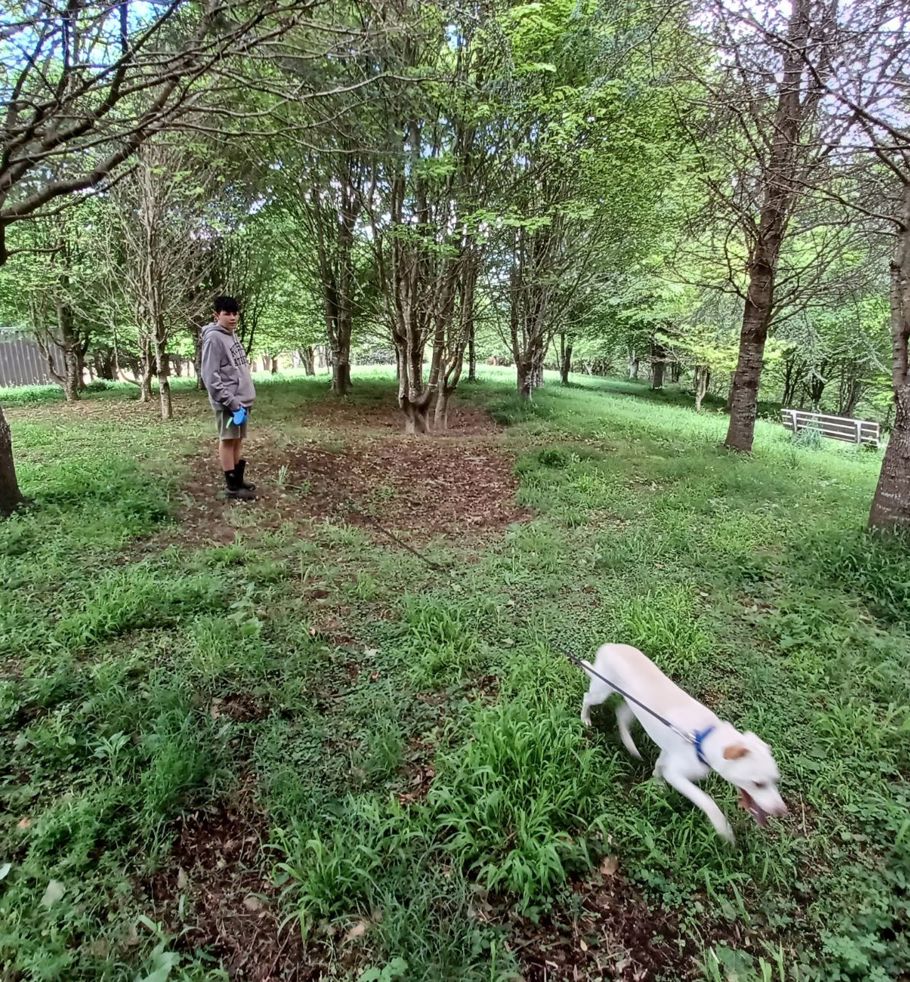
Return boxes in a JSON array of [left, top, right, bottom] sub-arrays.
[[663, 770, 735, 843]]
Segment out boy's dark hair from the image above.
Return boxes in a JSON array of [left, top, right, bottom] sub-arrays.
[[213, 295, 240, 314]]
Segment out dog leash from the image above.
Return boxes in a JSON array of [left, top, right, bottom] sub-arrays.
[[562, 649, 707, 753], [293, 483, 710, 759]]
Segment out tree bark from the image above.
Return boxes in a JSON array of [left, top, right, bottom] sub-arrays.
[[332, 359, 352, 395], [559, 332, 573, 385], [517, 358, 534, 400], [0, 405, 24, 517], [300, 347, 315, 376], [153, 333, 172, 420], [434, 387, 451, 431], [694, 364, 709, 412], [36, 300, 84, 401], [651, 340, 667, 390], [94, 349, 116, 381], [192, 326, 205, 390], [870, 387, 910, 530], [725, 0, 811, 452], [781, 355, 804, 406], [805, 361, 828, 409], [138, 341, 153, 403], [869, 185, 910, 531], [59, 301, 81, 402], [467, 325, 477, 382], [402, 395, 431, 435], [837, 367, 864, 417]]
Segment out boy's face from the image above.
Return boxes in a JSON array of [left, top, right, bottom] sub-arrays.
[[215, 309, 239, 331]]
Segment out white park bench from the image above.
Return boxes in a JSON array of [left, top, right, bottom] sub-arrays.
[[780, 408, 880, 447]]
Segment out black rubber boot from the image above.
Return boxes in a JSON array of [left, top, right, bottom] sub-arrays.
[[224, 469, 256, 501], [236, 458, 256, 491]]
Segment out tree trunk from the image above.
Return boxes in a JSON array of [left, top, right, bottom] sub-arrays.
[[724, 0, 811, 452], [94, 349, 116, 381], [332, 359, 352, 395], [628, 350, 640, 379], [869, 185, 910, 531], [193, 328, 205, 390], [434, 388, 451, 431], [651, 341, 667, 390], [559, 333, 573, 385], [517, 358, 534, 400], [138, 342, 153, 403], [53, 301, 82, 402], [153, 334, 172, 420], [301, 347, 315, 376], [467, 326, 477, 382], [838, 368, 864, 417], [869, 387, 910, 530], [808, 378, 826, 409], [781, 356, 803, 406], [76, 346, 87, 392], [402, 396, 430, 435], [270, 356, 278, 375], [725, 280, 771, 447], [0, 404, 24, 517], [694, 364, 709, 412]]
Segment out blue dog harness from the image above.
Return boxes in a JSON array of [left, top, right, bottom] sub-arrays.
[[693, 725, 717, 766]]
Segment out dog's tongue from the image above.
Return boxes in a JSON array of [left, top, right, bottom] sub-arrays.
[[738, 789, 769, 827]]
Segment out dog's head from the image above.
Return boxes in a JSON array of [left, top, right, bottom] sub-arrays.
[[717, 731, 787, 827]]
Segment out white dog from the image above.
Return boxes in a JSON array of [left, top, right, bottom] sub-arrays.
[[580, 643, 787, 842]]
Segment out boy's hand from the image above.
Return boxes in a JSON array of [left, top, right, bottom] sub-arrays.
[[231, 406, 248, 426]]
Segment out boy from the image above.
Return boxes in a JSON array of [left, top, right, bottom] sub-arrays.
[[200, 296, 257, 500]]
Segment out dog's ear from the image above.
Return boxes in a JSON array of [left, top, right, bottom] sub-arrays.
[[723, 744, 750, 760]]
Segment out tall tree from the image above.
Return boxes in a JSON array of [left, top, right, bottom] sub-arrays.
[[674, 0, 835, 451], [753, 0, 910, 528], [107, 141, 215, 419], [361, 0, 496, 433], [491, 0, 688, 399], [815, 3, 910, 529]]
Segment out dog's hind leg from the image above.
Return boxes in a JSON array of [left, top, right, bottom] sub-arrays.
[[616, 700, 643, 759]]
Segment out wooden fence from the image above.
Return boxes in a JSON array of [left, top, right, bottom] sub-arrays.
[[0, 330, 63, 388]]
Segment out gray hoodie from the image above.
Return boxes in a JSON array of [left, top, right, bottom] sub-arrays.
[[200, 323, 256, 412]]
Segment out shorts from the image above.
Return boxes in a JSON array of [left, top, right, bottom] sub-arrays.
[[215, 408, 249, 440]]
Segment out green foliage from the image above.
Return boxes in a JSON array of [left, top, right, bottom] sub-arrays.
[[430, 701, 614, 909], [2, 368, 908, 980]]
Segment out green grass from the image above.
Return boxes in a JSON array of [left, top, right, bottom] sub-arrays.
[[1, 368, 908, 980]]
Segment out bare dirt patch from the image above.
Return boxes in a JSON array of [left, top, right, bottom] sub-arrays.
[[209, 693, 266, 723], [147, 793, 326, 981], [397, 736, 437, 808], [281, 438, 528, 535], [504, 869, 699, 981], [173, 397, 528, 548]]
